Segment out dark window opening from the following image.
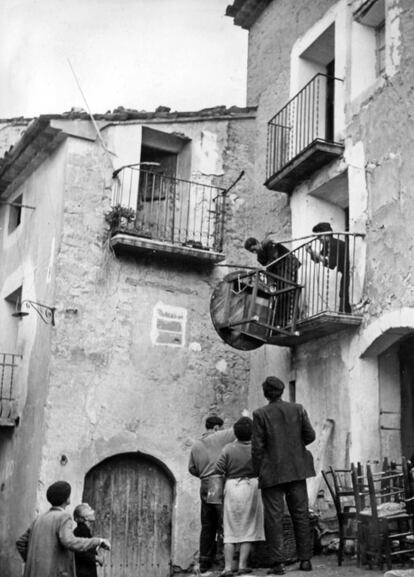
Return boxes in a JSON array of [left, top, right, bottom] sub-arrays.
[[5, 286, 22, 308], [325, 59, 335, 142], [8, 195, 23, 234], [289, 380, 296, 403], [138, 146, 177, 202], [344, 207, 350, 231]]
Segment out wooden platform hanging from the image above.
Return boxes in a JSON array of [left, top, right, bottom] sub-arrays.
[[210, 269, 302, 350]]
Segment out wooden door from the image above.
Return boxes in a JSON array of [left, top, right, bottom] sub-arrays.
[[83, 453, 174, 577], [399, 337, 414, 460]]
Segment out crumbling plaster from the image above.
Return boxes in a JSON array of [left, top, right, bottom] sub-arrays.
[[235, 0, 414, 472], [345, 0, 414, 321], [31, 115, 255, 569], [240, 0, 340, 268], [0, 142, 67, 575]]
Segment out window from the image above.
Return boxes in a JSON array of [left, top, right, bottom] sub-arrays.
[[5, 286, 22, 309], [1, 286, 23, 353], [375, 20, 386, 76], [138, 146, 176, 203], [352, 0, 386, 98], [8, 194, 22, 234], [289, 380, 296, 402]]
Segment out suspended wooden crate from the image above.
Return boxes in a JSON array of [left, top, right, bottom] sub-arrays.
[[210, 269, 302, 350]]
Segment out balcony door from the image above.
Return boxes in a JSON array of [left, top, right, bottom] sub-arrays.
[[297, 23, 336, 145], [137, 145, 178, 242], [325, 59, 335, 142]]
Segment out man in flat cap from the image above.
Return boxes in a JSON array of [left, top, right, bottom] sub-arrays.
[[252, 377, 316, 574], [306, 222, 351, 314], [16, 480, 110, 577]]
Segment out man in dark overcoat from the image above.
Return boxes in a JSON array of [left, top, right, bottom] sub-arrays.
[[252, 376, 316, 575]]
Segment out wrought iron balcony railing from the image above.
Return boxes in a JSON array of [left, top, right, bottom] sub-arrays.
[[0, 352, 21, 424], [111, 166, 227, 254], [265, 74, 344, 191], [210, 233, 364, 349], [277, 232, 362, 320]]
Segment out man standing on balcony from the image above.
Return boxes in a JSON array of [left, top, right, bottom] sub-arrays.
[[306, 222, 351, 313], [244, 237, 293, 276], [189, 415, 235, 574], [252, 376, 315, 575], [244, 236, 301, 326]]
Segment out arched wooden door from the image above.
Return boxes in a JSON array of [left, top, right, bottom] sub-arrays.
[[83, 452, 174, 577]]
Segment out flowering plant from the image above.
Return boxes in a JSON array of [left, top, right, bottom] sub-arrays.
[[105, 204, 136, 228]]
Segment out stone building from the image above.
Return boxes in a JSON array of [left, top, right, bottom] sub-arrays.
[[0, 106, 256, 576], [225, 0, 414, 475], [2, 0, 414, 574]]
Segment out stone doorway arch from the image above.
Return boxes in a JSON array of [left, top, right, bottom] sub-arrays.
[[360, 309, 414, 460], [82, 451, 175, 577]]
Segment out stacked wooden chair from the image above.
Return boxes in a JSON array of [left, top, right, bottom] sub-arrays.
[[351, 457, 414, 570], [322, 466, 360, 566]]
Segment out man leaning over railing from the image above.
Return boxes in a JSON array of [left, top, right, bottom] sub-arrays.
[[305, 222, 351, 314]]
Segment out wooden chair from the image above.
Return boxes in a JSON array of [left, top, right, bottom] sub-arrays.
[[322, 466, 359, 565], [357, 463, 414, 570]]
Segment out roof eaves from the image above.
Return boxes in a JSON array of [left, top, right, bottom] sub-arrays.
[[225, 0, 271, 29], [0, 117, 66, 198]]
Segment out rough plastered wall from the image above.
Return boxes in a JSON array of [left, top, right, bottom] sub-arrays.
[[244, 0, 339, 249], [243, 0, 413, 468], [35, 116, 255, 569], [0, 143, 67, 577], [231, 0, 342, 412], [241, 0, 339, 243], [347, 0, 413, 320]]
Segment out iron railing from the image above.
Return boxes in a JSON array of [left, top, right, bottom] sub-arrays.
[[266, 233, 362, 322], [111, 166, 227, 253], [266, 73, 344, 180], [0, 352, 21, 418]]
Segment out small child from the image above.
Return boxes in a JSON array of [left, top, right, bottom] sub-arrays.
[[73, 503, 104, 577]]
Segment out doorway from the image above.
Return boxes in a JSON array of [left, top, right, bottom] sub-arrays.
[[378, 334, 414, 460], [399, 336, 414, 459], [83, 452, 174, 577], [325, 59, 335, 142]]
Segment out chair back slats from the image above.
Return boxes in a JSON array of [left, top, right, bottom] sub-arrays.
[[350, 457, 414, 570], [351, 462, 367, 513], [322, 466, 359, 566]]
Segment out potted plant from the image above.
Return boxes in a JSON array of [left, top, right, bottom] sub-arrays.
[[105, 204, 136, 231]]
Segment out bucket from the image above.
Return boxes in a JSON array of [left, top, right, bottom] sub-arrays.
[[206, 474, 224, 504]]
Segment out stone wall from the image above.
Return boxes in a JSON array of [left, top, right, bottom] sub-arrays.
[[0, 142, 67, 576], [30, 114, 256, 570], [236, 0, 414, 471]]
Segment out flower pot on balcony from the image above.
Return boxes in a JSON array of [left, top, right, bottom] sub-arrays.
[[105, 205, 136, 233]]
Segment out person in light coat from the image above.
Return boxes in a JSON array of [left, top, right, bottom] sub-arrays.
[[16, 480, 110, 577]]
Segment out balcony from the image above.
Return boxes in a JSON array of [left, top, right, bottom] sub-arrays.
[[210, 233, 364, 349], [265, 74, 344, 193], [108, 166, 227, 264], [0, 352, 21, 427]]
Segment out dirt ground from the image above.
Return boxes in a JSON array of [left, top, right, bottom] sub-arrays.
[[177, 554, 389, 577]]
